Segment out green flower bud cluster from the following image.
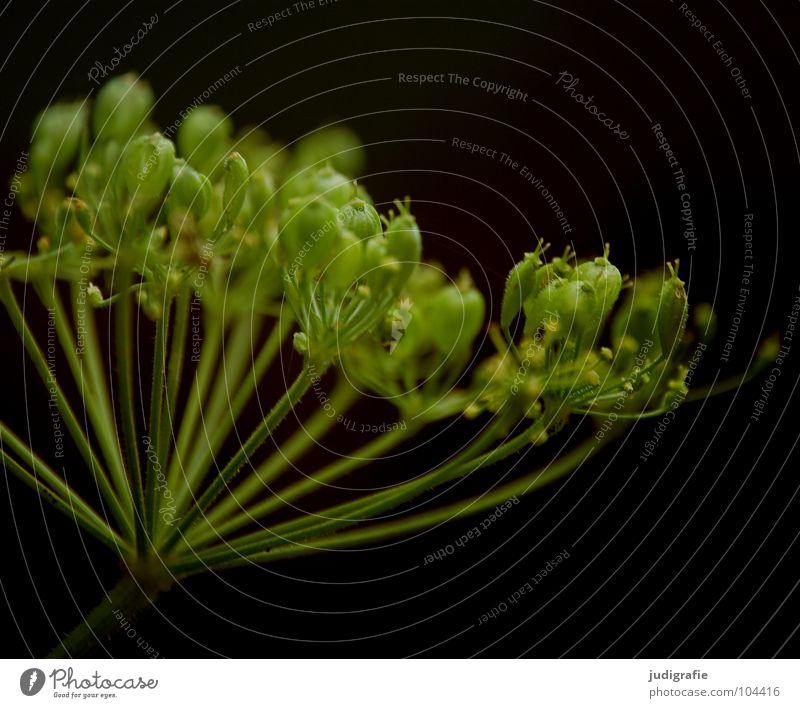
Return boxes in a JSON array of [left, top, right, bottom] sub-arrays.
[[339, 265, 486, 417], [471, 247, 706, 440]]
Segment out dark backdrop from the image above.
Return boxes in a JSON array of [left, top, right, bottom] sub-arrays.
[[1, 0, 799, 657]]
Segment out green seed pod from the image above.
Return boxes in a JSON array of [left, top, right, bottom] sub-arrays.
[[30, 101, 87, 189], [294, 126, 366, 177], [429, 284, 486, 355], [170, 161, 212, 219], [501, 247, 544, 337], [523, 278, 565, 336], [324, 230, 364, 290], [222, 152, 249, 225], [338, 198, 382, 241], [246, 169, 276, 234], [92, 73, 154, 142], [610, 271, 662, 349], [574, 252, 622, 322], [123, 133, 176, 212], [177, 106, 233, 176], [362, 235, 395, 293], [384, 200, 422, 288], [546, 279, 597, 341], [279, 196, 341, 271], [657, 262, 689, 357], [66, 197, 95, 239]]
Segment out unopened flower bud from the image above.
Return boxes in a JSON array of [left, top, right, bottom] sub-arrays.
[[384, 199, 421, 288], [30, 102, 86, 188], [92, 73, 154, 142], [501, 248, 544, 336], [178, 106, 233, 175], [123, 133, 176, 212], [324, 230, 364, 290], [279, 196, 341, 272], [428, 283, 485, 356], [338, 198, 382, 241], [294, 126, 366, 177], [657, 262, 689, 357], [222, 152, 249, 225], [169, 161, 212, 219]]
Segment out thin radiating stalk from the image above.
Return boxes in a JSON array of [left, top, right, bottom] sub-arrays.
[[183, 413, 511, 566], [160, 287, 190, 471], [189, 313, 293, 489], [164, 305, 223, 507], [35, 283, 134, 526], [160, 364, 323, 554], [185, 380, 360, 547], [174, 422, 622, 575], [0, 277, 132, 538], [144, 299, 171, 537], [181, 314, 262, 488], [0, 423, 128, 552], [113, 268, 146, 556]]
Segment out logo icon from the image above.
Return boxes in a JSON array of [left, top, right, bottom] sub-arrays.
[[20, 668, 45, 696]]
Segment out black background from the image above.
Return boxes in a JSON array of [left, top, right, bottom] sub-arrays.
[[1, 0, 799, 657]]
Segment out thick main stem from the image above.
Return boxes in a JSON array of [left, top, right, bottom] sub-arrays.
[[47, 568, 173, 659]]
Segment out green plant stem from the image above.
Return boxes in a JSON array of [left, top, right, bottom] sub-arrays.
[[47, 569, 173, 658], [164, 304, 223, 508], [183, 413, 513, 568], [0, 423, 128, 553], [166, 315, 290, 527], [114, 268, 146, 556], [192, 418, 422, 548], [181, 313, 263, 489], [0, 277, 132, 538], [72, 283, 134, 525], [33, 283, 135, 529], [160, 287, 190, 470], [175, 420, 625, 575], [144, 300, 171, 537], [186, 380, 360, 547], [161, 364, 324, 554]]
